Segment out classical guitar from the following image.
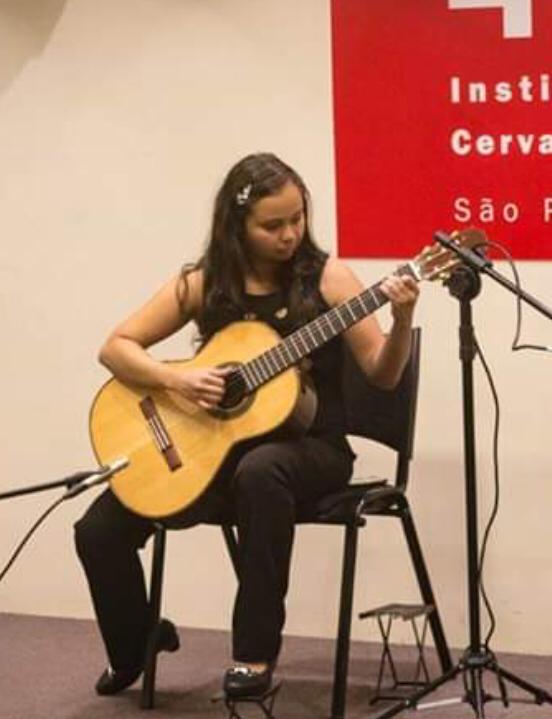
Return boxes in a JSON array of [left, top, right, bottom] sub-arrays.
[[89, 228, 486, 519]]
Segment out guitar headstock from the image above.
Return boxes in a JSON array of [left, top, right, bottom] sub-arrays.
[[413, 228, 488, 283]]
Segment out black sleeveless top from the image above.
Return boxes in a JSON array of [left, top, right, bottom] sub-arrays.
[[234, 267, 354, 457]]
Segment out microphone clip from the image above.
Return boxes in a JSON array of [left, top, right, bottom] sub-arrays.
[[63, 458, 129, 499]]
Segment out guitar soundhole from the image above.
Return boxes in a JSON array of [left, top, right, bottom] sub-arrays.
[[219, 366, 248, 410]]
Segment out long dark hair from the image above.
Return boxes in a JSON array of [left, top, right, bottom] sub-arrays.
[[180, 152, 327, 340]]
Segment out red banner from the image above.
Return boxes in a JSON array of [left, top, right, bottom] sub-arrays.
[[332, 0, 552, 258]]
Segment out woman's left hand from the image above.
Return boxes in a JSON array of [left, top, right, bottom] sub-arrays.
[[380, 275, 419, 325]]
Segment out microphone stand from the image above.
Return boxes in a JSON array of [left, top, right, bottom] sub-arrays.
[[376, 233, 552, 718]]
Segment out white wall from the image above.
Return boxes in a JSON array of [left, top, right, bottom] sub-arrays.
[[1, 0, 551, 657]]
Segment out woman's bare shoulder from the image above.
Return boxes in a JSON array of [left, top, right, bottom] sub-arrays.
[[178, 266, 204, 318], [319, 256, 363, 306]]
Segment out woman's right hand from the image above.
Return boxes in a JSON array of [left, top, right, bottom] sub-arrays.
[[163, 366, 232, 410]]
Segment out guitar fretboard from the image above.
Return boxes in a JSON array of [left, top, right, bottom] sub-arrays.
[[239, 262, 418, 392]]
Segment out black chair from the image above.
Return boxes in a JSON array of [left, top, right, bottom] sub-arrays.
[[141, 327, 452, 718]]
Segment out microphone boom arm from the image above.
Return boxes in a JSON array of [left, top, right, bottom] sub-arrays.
[[0, 458, 129, 502]]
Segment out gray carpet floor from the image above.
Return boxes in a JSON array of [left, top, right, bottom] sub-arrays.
[[1, 613, 551, 719]]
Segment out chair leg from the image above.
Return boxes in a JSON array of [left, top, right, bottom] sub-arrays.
[[400, 508, 453, 673], [331, 521, 359, 719], [221, 524, 240, 578], [140, 525, 167, 710]]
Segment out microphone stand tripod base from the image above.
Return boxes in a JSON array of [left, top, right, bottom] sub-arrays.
[[373, 647, 552, 718]]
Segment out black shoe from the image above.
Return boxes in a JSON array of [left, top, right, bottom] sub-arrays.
[[95, 619, 180, 696], [95, 665, 143, 696], [223, 662, 274, 699], [155, 618, 180, 654]]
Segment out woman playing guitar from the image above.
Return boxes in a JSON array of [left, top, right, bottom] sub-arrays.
[[75, 153, 419, 699]]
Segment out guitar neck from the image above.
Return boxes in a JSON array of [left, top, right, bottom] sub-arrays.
[[239, 261, 420, 392]]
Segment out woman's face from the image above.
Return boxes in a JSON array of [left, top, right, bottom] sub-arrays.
[[244, 180, 305, 267]]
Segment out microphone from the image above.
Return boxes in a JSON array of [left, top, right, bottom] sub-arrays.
[[63, 457, 129, 499], [434, 230, 491, 271]]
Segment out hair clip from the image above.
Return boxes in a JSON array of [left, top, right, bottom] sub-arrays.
[[236, 184, 252, 206]]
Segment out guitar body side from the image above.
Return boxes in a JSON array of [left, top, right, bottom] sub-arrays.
[[89, 321, 309, 518]]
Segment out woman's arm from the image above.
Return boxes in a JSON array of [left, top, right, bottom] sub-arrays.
[[320, 257, 419, 389], [99, 270, 229, 409]]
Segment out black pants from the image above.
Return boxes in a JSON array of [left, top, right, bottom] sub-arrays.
[[74, 436, 353, 669]]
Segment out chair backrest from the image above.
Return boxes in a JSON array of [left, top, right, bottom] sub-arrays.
[[341, 327, 421, 490]]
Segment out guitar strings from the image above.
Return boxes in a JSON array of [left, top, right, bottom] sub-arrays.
[[218, 292, 381, 398], [218, 281, 388, 401]]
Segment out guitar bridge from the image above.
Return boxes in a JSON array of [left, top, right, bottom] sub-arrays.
[[139, 396, 182, 471]]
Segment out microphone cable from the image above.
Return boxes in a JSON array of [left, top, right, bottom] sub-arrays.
[[472, 333, 500, 649], [468, 238, 550, 649], [0, 495, 65, 585], [486, 239, 552, 354]]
